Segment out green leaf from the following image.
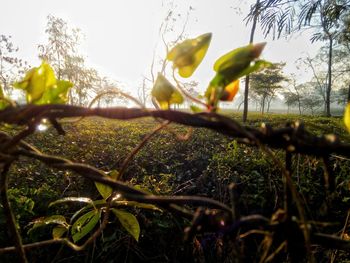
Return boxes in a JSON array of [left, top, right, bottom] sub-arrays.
[[345, 103, 350, 133], [0, 84, 10, 110], [167, 33, 212, 78], [214, 42, 266, 74], [220, 80, 240, 101], [151, 73, 184, 109], [112, 209, 140, 241], [13, 62, 73, 104], [133, 184, 153, 194], [342, 197, 350, 203], [52, 225, 68, 239], [95, 170, 120, 200], [27, 215, 68, 235], [234, 60, 272, 80], [212, 42, 267, 89], [190, 105, 203, 113], [0, 85, 4, 98], [71, 210, 101, 243], [49, 197, 95, 208], [70, 200, 106, 223], [113, 201, 162, 212], [36, 80, 73, 104]]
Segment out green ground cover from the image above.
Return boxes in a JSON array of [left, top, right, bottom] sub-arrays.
[[1, 112, 350, 262]]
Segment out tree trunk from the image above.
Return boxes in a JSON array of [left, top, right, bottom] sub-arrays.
[[237, 100, 244, 110], [326, 37, 333, 116], [347, 83, 350, 103], [261, 96, 266, 114], [267, 96, 273, 113], [243, 0, 260, 122], [297, 98, 302, 115]]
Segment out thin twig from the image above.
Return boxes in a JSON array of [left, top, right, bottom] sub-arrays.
[[116, 121, 170, 180], [0, 161, 28, 263], [330, 209, 350, 263]]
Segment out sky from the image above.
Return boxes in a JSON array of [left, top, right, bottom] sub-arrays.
[[0, 0, 322, 97]]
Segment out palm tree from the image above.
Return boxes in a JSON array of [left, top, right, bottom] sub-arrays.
[[242, 0, 261, 122], [246, 0, 350, 116]]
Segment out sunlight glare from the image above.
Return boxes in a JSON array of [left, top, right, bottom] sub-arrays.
[[112, 193, 122, 202], [37, 123, 48, 132]]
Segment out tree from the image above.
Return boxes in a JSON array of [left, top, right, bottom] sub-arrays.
[[288, 75, 304, 115], [138, 78, 148, 107], [243, 0, 261, 122], [283, 91, 300, 113], [0, 35, 28, 94], [247, 0, 350, 116], [336, 86, 349, 105], [250, 62, 286, 114], [302, 55, 329, 113], [308, 1, 350, 116], [282, 77, 325, 115], [301, 92, 323, 115], [99, 82, 127, 107], [38, 15, 102, 106], [339, 8, 350, 41], [299, 44, 350, 114], [331, 40, 350, 105], [38, 15, 81, 80], [62, 55, 100, 105]]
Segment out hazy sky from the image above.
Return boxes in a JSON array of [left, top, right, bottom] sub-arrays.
[[1, 0, 321, 96]]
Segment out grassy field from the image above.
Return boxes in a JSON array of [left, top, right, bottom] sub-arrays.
[[1, 112, 350, 262]]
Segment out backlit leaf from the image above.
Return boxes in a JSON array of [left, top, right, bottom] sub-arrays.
[[13, 62, 73, 104], [220, 80, 240, 101], [235, 60, 272, 79], [70, 200, 106, 223], [190, 105, 203, 113], [345, 103, 350, 133], [206, 43, 269, 109], [71, 210, 101, 243], [36, 80, 73, 104], [112, 209, 140, 241], [0, 84, 9, 110], [49, 197, 95, 208], [151, 73, 183, 109], [213, 42, 266, 79], [167, 33, 212, 78], [95, 170, 120, 200]]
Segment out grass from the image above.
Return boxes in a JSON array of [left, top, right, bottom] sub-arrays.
[[1, 112, 350, 262]]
